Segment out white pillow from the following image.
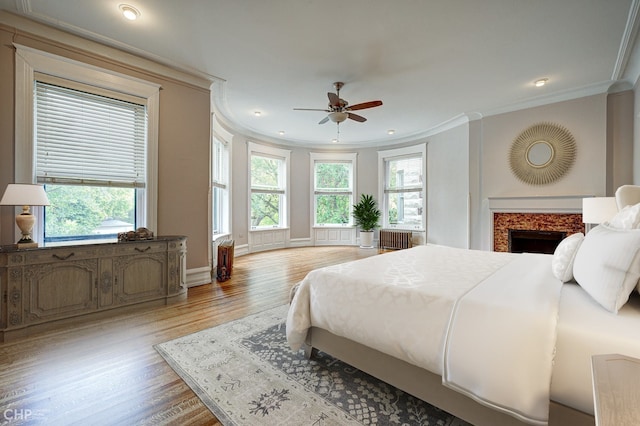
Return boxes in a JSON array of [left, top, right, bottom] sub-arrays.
[[573, 224, 640, 313], [551, 232, 584, 282], [609, 202, 640, 229]]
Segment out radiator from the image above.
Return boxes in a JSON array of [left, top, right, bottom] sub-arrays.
[[379, 230, 413, 250]]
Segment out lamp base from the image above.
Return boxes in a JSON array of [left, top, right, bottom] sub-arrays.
[[17, 237, 38, 249], [17, 242, 38, 249]]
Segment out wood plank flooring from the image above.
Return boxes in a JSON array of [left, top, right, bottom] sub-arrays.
[[0, 246, 383, 425]]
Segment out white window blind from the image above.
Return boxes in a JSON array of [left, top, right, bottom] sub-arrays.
[[35, 80, 147, 188]]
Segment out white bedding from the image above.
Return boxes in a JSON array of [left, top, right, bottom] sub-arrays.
[[443, 253, 562, 425], [286, 244, 640, 425], [287, 245, 516, 374], [551, 283, 640, 415]]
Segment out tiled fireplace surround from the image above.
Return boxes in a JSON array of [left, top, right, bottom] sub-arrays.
[[489, 196, 586, 252]]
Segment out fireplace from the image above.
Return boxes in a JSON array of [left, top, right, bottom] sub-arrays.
[[493, 212, 584, 252], [508, 229, 566, 254]]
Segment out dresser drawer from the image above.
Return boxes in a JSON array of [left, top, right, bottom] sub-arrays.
[[114, 240, 167, 255]]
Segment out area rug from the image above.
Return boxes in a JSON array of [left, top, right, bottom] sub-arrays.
[[155, 305, 469, 425]]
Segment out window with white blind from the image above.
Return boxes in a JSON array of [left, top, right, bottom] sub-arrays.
[[35, 79, 148, 243], [378, 145, 426, 230], [35, 81, 146, 187], [14, 46, 160, 246]]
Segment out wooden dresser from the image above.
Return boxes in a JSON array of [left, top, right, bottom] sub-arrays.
[[0, 236, 186, 341]]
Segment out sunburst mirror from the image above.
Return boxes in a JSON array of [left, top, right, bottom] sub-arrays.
[[509, 122, 576, 185]]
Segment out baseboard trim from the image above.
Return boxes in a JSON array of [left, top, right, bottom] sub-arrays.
[[186, 266, 212, 287]]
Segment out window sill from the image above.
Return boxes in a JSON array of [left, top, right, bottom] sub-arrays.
[[212, 233, 231, 242], [249, 227, 289, 232]]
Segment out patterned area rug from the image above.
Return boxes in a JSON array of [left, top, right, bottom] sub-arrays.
[[155, 305, 469, 426]]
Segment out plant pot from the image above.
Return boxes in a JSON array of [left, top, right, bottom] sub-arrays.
[[359, 230, 375, 248]]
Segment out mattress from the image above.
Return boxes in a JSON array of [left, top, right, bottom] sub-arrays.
[[551, 282, 640, 415]]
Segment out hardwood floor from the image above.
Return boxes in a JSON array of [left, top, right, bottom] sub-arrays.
[[0, 246, 383, 425]]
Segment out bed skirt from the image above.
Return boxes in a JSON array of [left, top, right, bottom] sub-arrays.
[[304, 327, 595, 426]]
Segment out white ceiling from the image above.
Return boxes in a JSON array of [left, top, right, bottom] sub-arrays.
[[2, 0, 639, 148]]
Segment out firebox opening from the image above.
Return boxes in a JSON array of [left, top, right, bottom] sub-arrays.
[[508, 229, 566, 254]]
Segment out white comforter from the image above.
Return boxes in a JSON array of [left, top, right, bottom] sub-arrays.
[[286, 244, 562, 425]]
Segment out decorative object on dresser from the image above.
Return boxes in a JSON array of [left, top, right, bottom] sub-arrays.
[[216, 239, 234, 282], [509, 122, 577, 185], [118, 226, 155, 242], [0, 236, 186, 342], [379, 229, 413, 250], [0, 183, 51, 248]]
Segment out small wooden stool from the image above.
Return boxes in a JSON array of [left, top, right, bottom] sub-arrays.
[[216, 239, 234, 282]]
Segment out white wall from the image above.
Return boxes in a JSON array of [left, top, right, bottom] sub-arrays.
[[427, 124, 470, 248], [227, 91, 634, 253], [481, 94, 607, 199]]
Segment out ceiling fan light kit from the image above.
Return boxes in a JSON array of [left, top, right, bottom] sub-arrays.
[[329, 111, 349, 123]]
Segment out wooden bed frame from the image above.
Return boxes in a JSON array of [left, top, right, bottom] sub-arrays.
[[304, 327, 595, 426]]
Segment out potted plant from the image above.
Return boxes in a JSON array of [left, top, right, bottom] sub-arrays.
[[352, 193, 381, 248]]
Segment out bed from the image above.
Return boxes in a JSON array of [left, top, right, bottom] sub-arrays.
[[286, 185, 640, 426]]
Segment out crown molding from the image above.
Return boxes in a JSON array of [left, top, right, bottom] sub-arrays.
[[0, 9, 219, 90]]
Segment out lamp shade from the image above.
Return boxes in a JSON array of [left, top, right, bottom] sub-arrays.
[[582, 197, 618, 224], [0, 184, 51, 206]]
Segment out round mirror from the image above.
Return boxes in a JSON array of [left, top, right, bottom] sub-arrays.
[[525, 140, 554, 168], [509, 122, 576, 185]]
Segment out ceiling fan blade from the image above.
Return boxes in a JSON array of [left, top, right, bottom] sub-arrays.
[[319, 116, 330, 124], [327, 92, 340, 107], [347, 100, 383, 111], [347, 112, 367, 123], [293, 108, 330, 112]]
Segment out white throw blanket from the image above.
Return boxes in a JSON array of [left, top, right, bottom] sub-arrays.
[[442, 253, 562, 425], [286, 245, 562, 425]]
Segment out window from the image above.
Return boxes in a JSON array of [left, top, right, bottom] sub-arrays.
[[311, 152, 356, 226], [35, 79, 146, 243], [249, 143, 290, 229], [15, 46, 160, 245], [378, 145, 426, 230], [211, 129, 229, 235]]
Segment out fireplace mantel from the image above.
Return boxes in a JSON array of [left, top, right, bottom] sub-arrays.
[[488, 195, 590, 213]]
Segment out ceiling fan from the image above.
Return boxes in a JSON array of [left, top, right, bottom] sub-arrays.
[[294, 82, 383, 125]]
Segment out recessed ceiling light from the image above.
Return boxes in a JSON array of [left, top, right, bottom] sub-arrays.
[[534, 78, 548, 87], [254, 111, 261, 117], [119, 4, 140, 21], [331, 139, 338, 144], [278, 130, 285, 136], [387, 129, 395, 135]]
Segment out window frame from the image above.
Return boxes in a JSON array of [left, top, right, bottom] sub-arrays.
[[211, 116, 231, 237], [310, 152, 357, 227], [14, 44, 160, 245], [248, 142, 290, 230], [378, 144, 427, 231]]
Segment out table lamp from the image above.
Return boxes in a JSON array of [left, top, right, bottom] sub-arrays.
[[582, 197, 618, 232], [0, 183, 51, 248]]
